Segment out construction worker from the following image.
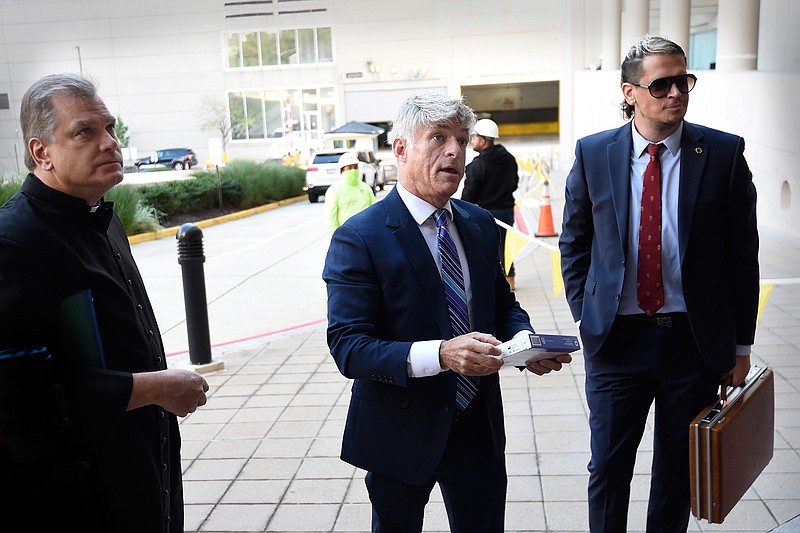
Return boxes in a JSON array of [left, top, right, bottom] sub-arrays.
[[325, 151, 376, 234], [462, 118, 519, 289]]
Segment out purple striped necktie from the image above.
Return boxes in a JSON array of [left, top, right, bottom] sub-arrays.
[[434, 209, 478, 411]]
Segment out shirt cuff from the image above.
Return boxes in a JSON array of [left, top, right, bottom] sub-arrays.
[[407, 340, 446, 377], [735, 345, 752, 356]]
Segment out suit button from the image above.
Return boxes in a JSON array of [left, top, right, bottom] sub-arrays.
[[615, 294, 620, 301], [444, 403, 451, 411]]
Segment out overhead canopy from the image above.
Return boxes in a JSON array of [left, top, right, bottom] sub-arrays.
[[325, 121, 385, 136]]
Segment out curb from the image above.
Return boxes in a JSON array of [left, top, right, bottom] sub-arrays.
[[127, 194, 307, 245]]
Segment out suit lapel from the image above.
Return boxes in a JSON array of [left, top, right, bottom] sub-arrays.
[[678, 122, 708, 263], [608, 124, 633, 252], [384, 190, 452, 337]]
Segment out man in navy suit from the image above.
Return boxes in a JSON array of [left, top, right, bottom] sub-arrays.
[[323, 93, 571, 533], [559, 35, 759, 532]]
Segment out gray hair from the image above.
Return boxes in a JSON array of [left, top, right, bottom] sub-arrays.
[[389, 93, 476, 147], [620, 35, 687, 120], [20, 73, 100, 171]]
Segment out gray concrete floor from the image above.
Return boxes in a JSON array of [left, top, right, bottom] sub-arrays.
[[132, 191, 800, 532]]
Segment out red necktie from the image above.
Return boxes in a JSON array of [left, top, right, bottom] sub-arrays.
[[637, 143, 664, 316]]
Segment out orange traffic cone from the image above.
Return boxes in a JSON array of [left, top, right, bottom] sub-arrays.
[[535, 180, 558, 237]]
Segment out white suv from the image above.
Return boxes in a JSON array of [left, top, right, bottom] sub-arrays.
[[304, 149, 384, 203]]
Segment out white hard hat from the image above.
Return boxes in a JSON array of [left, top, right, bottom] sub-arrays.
[[338, 151, 360, 170], [472, 118, 499, 139]]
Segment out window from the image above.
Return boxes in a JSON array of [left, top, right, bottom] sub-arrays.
[[279, 29, 297, 64], [298, 28, 315, 63], [228, 86, 337, 142], [246, 91, 265, 139], [225, 26, 333, 69], [242, 32, 260, 67], [260, 31, 278, 66], [229, 92, 248, 140], [317, 27, 332, 62], [226, 33, 241, 68]]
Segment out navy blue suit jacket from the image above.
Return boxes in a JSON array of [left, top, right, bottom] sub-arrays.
[[323, 187, 532, 485], [559, 121, 759, 373]]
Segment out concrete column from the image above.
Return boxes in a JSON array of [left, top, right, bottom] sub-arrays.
[[601, 0, 622, 70], [660, 0, 690, 56], [620, 0, 649, 54], [716, 0, 760, 71]]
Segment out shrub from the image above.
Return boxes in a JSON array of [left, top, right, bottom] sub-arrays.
[[211, 160, 306, 207], [138, 173, 244, 217], [106, 184, 161, 235], [139, 161, 305, 220], [0, 177, 23, 205]]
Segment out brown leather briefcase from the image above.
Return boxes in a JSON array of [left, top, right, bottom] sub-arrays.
[[690, 365, 774, 523]]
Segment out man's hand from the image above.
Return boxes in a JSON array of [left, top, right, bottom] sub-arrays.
[[729, 354, 751, 387], [439, 332, 503, 376], [525, 354, 573, 376], [129, 368, 209, 417]]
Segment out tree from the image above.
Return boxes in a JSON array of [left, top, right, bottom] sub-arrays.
[[197, 95, 236, 156], [115, 116, 130, 148]]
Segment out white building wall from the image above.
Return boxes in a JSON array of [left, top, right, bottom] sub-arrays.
[[561, 0, 800, 235]]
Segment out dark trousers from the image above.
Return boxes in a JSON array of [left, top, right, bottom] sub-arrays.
[[585, 314, 720, 533], [488, 207, 515, 277], [364, 392, 507, 533]]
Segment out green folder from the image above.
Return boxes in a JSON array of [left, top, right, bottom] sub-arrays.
[[57, 289, 107, 369]]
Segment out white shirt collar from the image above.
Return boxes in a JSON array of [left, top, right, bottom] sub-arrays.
[[395, 180, 453, 225]]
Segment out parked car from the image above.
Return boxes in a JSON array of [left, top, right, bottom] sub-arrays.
[[304, 149, 385, 203], [136, 148, 198, 171]]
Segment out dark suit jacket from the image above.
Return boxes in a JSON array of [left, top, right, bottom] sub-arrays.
[[559, 121, 759, 374], [323, 187, 532, 485]]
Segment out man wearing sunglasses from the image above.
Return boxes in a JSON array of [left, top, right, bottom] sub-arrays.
[[560, 35, 759, 532]]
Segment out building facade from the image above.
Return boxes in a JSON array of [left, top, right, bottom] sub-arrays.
[[0, 0, 797, 232]]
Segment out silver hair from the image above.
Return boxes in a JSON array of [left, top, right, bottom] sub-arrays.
[[389, 93, 476, 148], [620, 35, 687, 120], [20, 73, 100, 171]]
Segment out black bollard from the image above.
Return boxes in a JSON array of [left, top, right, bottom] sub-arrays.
[[176, 223, 212, 365]]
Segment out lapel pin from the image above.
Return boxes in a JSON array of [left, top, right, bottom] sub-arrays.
[[695, 147, 703, 154]]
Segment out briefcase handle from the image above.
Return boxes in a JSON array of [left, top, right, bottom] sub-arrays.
[[719, 373, 733, 405]]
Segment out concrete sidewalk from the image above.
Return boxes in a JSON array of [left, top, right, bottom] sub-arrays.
[[151, 200, 800, 532]]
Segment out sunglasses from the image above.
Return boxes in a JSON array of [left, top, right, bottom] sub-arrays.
[[629, 73, 697, 98]]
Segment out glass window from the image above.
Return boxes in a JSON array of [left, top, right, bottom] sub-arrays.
[[242, 32, 260, 67], [287, 90, 301, 132], [260, 31, 278, 66], [317, 27, 333, 62], [229, 92, 247, 140], [226, 33, 241, 68], [320, 87, 336, 132], [302, 88, 318, 112], [279, 29, 297, 64], [298, 28, 316, 63], [304, 114, 318, 132], [264, 91, 283, 137], [246, 91, 265, 139]]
